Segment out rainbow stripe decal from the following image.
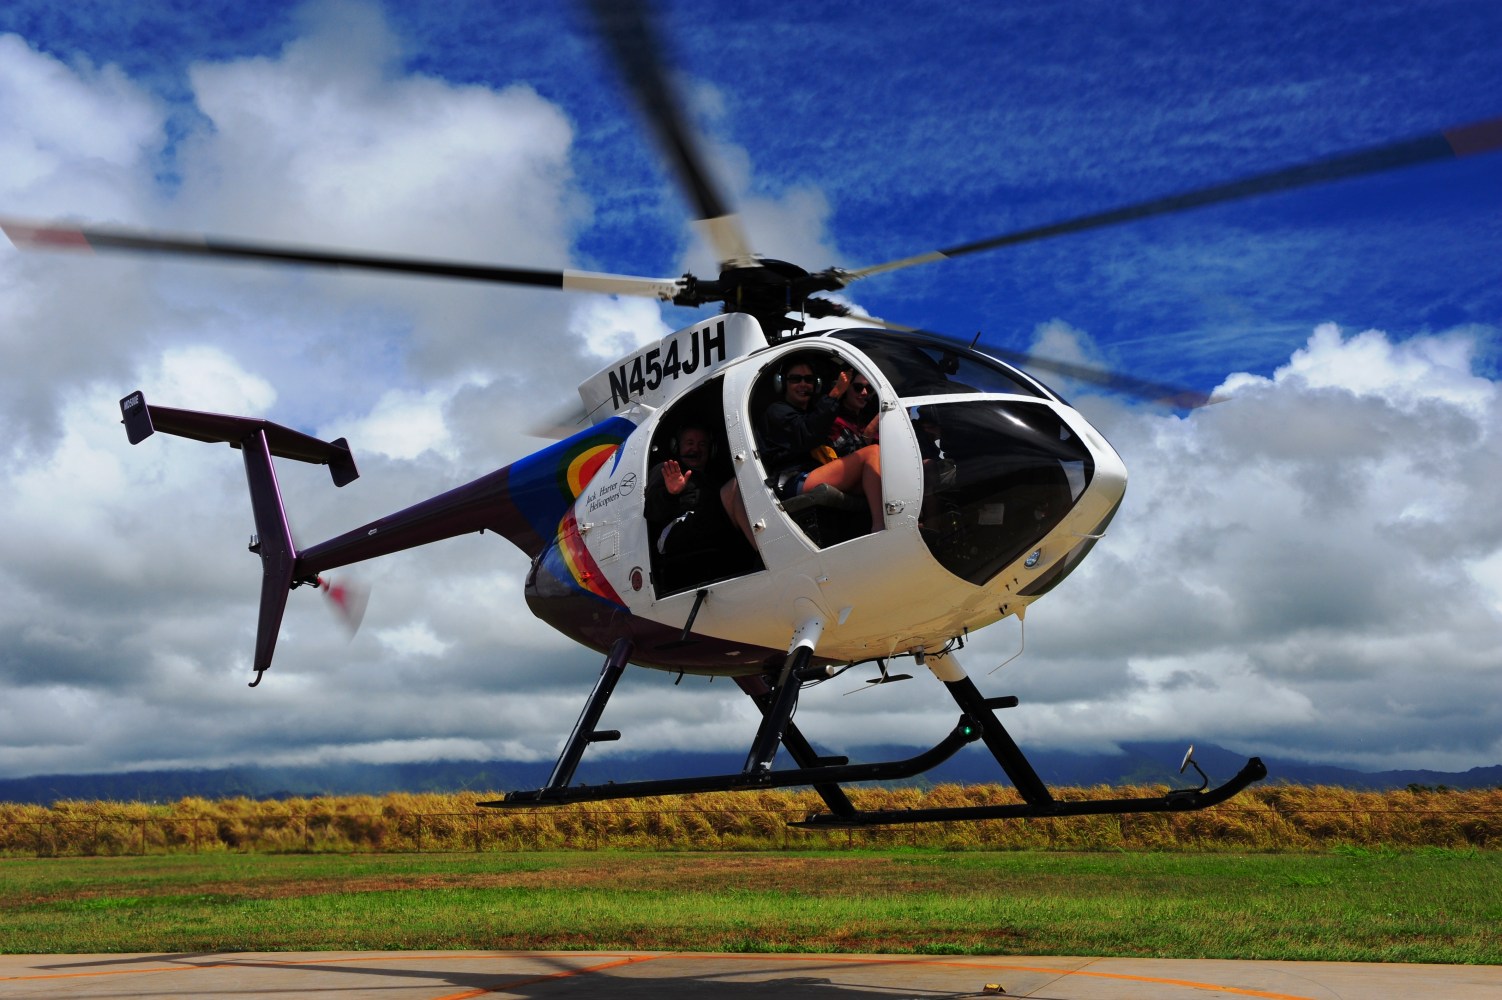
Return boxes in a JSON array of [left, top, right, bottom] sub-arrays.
[[554, 507, 623, 606], [564, 443, 619, 500], [499, 417, 635, 554]]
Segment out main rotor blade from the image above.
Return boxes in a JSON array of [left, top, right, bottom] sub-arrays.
[[844, 116, 1502, 283], [855, 314, 1217, 408], [0, 217, 685, 300], [583, 0, 755, 267]]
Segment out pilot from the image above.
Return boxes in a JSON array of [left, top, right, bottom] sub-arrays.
[[646, 423, 731, 557], [723, 358, 884, 543]]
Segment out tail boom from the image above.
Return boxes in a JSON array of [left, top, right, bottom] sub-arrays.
[[120, 389, 636, 684]]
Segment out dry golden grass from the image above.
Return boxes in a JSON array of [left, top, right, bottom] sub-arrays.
[[2, 784, 1498, 856]]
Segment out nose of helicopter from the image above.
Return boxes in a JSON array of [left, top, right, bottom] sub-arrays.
[[912, 399, 1119, 588]]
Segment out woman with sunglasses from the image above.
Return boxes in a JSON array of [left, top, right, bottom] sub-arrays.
[[827, 373, 880, 458], [723, 358, 885, 543]]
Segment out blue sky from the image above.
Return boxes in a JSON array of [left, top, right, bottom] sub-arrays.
[[8, 0, 1498, 386], [1, 0, 1500, 780]]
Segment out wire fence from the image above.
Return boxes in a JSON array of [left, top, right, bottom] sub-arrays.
[[6, 804, 1500, 857]]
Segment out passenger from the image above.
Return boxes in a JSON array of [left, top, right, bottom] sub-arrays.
[[646, 423, 731, 557], [723, 359, 884, 543], [824, 372, 881, 460]]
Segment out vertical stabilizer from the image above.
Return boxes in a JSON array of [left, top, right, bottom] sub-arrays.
[[241, 429, 297, 686]]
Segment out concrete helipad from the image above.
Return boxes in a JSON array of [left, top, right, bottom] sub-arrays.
[[1, 951, 1498, 999]]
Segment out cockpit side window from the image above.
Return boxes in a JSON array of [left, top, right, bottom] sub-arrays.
[[646, 376, 763, 597]]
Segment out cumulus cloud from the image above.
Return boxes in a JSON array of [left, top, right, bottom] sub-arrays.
[[0, 2, 594, 779], [976, 323, 1502, 770], [0, 33, 162, 212]]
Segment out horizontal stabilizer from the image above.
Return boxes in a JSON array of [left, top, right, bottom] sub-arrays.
[[119, 390, 358, 487]]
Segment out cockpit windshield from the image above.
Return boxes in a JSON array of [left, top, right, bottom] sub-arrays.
[[828, 329, 1050, 400], [914, 400, 1093, 586]]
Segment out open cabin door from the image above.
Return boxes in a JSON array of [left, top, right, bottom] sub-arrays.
[[645, 375, 764, 598]]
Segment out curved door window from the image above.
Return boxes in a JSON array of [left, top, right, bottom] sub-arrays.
[[750, 347, 885, 550]]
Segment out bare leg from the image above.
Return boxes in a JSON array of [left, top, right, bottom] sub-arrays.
[[861, 447, 883, 529], [803, 445, 884, 531], [722, 479, 754, 546]]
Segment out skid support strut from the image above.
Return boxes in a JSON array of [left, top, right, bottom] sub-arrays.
[[735, 674, 856, 820], [543, 636, 630, 793], [743, 645, 812, 773], [926, 649, 1052, 806], [795, 649, 1266, 827], [743, 612, 825, 773]]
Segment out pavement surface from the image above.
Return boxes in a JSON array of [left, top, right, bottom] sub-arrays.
[[1, 951, 1498, 999]]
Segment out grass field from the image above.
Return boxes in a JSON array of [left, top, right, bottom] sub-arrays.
[[3, 848, 1498, 963], [5, 784, 1500, 855]]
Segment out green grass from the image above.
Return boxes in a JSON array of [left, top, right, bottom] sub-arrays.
[[3, 848, 1498, 962]]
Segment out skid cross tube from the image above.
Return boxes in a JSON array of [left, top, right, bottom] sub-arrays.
[[483, 717, 983, 807]]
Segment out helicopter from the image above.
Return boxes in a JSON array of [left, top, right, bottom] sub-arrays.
[[4, 1, 1499, 826]]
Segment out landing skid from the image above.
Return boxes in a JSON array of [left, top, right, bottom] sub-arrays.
[[792, 757, 1267, 828], [481, 638, 1267, 826]]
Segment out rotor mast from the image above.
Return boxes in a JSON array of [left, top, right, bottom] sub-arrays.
[[668, 259, 848, 341]]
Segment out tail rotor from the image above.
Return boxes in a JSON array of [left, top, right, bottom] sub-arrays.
[[317, 575, 370, 637]]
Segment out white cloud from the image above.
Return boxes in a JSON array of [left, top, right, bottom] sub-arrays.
[[338, 386, 460, 461], [2, 2, 1499, 784], [374, 622, 451, 658], [150, 344, 278, 411], [0, 2, 591, 779], [0, 33, 162, 212], [957, 322, 1502, 768], [570, 295, 673, 364]]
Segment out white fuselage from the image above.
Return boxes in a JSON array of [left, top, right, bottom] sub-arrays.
[[564, 325, 1126, 672]]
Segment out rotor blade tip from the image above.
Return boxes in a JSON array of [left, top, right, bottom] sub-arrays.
[[0, 219, 91, 252], [1445, 116, 1502, 157]]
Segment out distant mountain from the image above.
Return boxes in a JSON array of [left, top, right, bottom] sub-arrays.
[[2, 742, 1496, 805]]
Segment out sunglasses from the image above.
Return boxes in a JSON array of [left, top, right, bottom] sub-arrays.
[[785, 374, 817, 385], [851, 383, 874, 394]]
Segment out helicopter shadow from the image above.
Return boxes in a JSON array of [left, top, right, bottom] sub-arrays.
[[26, 951, 1034, 998]]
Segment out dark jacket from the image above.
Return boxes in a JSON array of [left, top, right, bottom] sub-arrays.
[[759, 396, 840, 474], [643, 461, 705, 524]]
